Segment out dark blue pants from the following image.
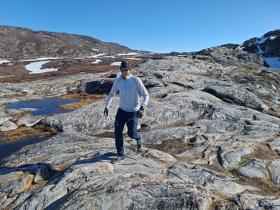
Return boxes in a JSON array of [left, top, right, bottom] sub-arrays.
[[114, 108, 141, 156]]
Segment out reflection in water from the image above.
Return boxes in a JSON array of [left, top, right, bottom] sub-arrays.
[[1, 97, 76, 164], [5, 97, 79, 116], [0, 136, 51, 164]]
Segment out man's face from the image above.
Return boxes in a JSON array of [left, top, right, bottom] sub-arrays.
[[121, 69, 130, 78]]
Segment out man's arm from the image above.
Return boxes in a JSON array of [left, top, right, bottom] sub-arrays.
[[137, 78, 149, 108], [105, 79, 118, 108]]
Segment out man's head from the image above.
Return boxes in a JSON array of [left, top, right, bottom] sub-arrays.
[[120, 61, 131, 78]]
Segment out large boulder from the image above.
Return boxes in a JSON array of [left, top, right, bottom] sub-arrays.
[[235, 158, 269, 179], [202, 85, 268, 112], [83, 80, 113, 94]]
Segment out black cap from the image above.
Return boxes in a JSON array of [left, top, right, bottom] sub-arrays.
[[120, 61, 129, 71]]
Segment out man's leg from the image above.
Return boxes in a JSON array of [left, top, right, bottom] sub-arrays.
[[127, 112, 142, 151], [114, 109, 126, 156]]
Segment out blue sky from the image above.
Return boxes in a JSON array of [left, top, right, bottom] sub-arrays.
[[0, 0, 279, 53]]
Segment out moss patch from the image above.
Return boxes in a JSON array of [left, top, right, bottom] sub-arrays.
[[1, 125, 58, 142], [144, 138, 191, 155], [241, 143, 279, 165], [60, 93, 105, 110], [0, 104, 5, 110]]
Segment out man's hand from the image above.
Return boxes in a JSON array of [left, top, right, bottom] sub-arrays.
[[137, 106, 144, 118], [104, 107, 109, 117]]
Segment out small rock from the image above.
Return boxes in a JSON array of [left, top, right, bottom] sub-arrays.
[[0, 172, 34, 198], [143, 149, 177, 164], [269, 159, 280, 186], [0, 192, 7, 206], [33, 167, 51, 184], [17, 115, 44, 127], [0, 111, 13, 125], [234, 193, 280, 210], [269, 137, 280, 154], [42, 118, 63, 131], [218, 144, 253, 169], [235, 158, 269, 179], [0, 120, 17, 131]]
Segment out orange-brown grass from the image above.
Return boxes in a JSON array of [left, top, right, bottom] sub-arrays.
[[60, 93, 105, 110], [0, 104, 5, 110], [1, 125, 58, 142], [144, 138, 191, 155]]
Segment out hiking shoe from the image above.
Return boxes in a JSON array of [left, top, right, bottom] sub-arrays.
[[136, 139, 142, 153], [111, 155, 125, 164]]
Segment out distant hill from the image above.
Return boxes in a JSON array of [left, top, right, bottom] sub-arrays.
[[241, 30, 280, 69], [0, 25, 139, 60], [242, 30, 280, 57], [196, 29, 280, 69]]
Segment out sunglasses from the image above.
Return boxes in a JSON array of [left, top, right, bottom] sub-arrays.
[[120, 67, 129, 72]]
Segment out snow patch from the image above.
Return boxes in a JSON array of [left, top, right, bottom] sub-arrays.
[[236, 46, 245, 50], [256, 35, 278, 45], [256, 36, 269, 45], [92, 48, 100, 52], [92, 59, 102, 64], [257, 45, 265, 54], [87, 53, 106, 58], [25, 61, 58, 74], [103, 55, 116, 58], [270, 35, 277, 40], [117, 52, 138, 56], [0, 59, 11, 64], [21, 57, 60, 62], [35, 57, 60, 61], [124, 57, 141, 60], [110, 62, 122, 66]]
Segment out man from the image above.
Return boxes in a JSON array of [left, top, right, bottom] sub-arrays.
[[104, 61, 149, 163]]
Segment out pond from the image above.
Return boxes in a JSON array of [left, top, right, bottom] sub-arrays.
[[0, 97, 79, 163], [0, 136, 49, 164], [5, 97, 79, 116]]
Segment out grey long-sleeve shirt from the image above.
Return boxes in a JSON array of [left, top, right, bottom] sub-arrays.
[[105, 74, 149, 112]]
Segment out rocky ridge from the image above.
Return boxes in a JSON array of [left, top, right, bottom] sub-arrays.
[[0, 30, 280, 209], [0, 25, 140, 60]]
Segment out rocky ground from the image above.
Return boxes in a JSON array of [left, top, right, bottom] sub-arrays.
[[1, 46, 280, 209]]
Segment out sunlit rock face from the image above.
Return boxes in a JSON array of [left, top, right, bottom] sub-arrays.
[[1, 28, 280, 209]]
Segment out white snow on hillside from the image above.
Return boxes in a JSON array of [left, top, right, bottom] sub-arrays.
[[270, 35, 277, 40], [20, 57, 61, 62], [92, 59, 102, 64], [256, 35, 278, 45], [0, 59, 11, 64], [117, 52, 138, 56], [103, 55, 116, 58], [257, 46, 265, 54], [124, 57, 141, 60], [88, 54, 106, 58], [25, 61, 58, 74], [110, 62, 122, 66], [35, 57, 60, 61]]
